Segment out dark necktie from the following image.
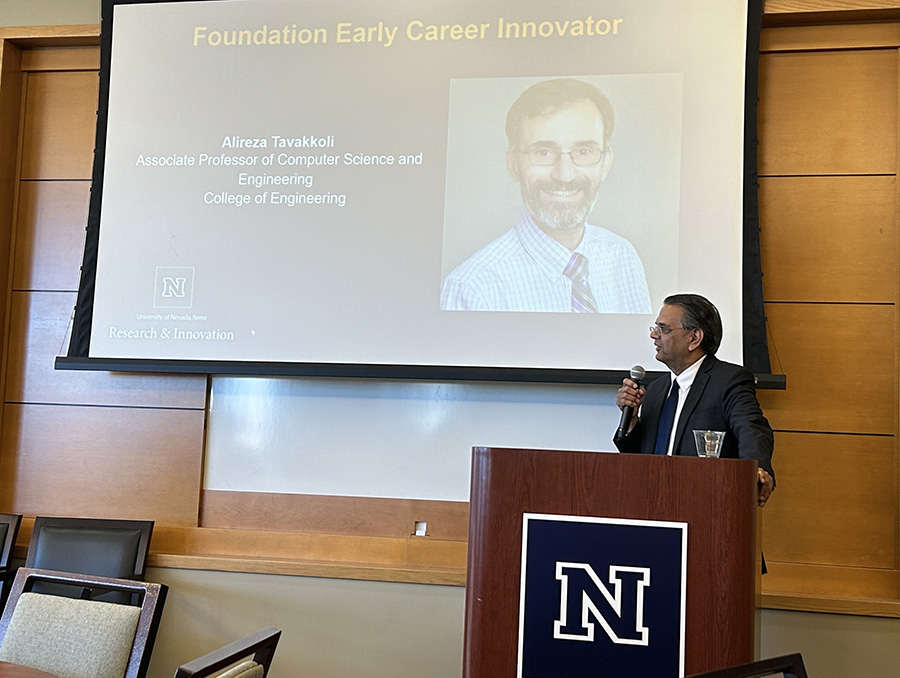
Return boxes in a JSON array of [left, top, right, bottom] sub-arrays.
[[563, 253, 599, 313], [653, 380, 680, 455]]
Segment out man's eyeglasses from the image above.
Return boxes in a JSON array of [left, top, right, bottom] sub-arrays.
[[650, 324, 686, 335], [520, 145, 607, 167]]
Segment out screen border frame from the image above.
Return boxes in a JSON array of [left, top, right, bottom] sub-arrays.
[[60, 0, 774, 386]]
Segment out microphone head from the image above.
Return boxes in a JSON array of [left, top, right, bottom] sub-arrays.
[[630, 365, 646, 382]]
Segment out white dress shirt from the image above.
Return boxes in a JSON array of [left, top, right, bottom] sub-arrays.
[[660, 354, 708, 456]]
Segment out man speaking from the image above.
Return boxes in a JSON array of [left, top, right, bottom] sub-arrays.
[[614, 294, 775, 507]]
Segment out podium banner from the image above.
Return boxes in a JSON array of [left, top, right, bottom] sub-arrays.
[[518, 514, 687, 677]]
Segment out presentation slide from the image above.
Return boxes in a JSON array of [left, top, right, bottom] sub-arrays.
[[84, 0, 751, 372]]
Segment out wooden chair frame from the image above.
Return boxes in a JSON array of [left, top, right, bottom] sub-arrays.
[[0, 514, 21, 571], [26, 516, 154, 579], [687, 653, 808, 678], [173, 627, 282, 678], [0, 513, 22, 611], [0, 567, 167, 678]]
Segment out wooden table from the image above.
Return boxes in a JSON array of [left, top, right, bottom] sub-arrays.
[[0, 662, 60, 678]]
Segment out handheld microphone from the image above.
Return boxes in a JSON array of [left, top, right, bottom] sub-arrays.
[[614, 365, 646, 443]]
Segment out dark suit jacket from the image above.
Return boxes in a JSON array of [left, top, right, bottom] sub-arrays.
[[613, 354, 775, 479]]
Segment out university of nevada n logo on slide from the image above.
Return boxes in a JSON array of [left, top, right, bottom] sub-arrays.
[[154, 266, 195, 308], [517, 514, 687, 678]]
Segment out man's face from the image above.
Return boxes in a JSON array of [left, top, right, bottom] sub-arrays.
[[507, 100, 613, 234], [651, 304, 703, 374]]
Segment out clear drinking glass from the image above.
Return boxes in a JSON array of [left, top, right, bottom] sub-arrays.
[[692, 430, 725, 458]]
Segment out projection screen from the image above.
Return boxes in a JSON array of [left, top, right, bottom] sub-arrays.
[[59, 0, 766, 382]]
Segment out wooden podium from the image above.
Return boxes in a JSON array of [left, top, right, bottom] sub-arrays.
[[463, 447, 758, 678]]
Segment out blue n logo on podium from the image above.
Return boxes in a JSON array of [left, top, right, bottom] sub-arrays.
[[517, 514, 687, 678]]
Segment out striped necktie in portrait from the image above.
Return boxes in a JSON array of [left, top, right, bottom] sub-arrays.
[[563, 252, 599, 313]]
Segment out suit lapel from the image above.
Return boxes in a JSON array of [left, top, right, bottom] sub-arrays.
[[672, 356, 714, 455]]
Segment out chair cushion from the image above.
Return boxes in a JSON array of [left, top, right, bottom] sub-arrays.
[[0, 592, 141, 678], [218, 660, 264, 678]]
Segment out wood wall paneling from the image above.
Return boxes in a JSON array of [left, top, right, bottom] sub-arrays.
[[764, 0, 900, 17], [19, 70, 97, 180], [0, 39, 24, 409], [201, 490, 469, 541], [147, 524, 466, 586], [150, 524, 465, 568], [0, 403, 204, 525], [756, 17, 900, 614], [762, 591, 900, 618], [764, 561, 900, 600], [758, 303, 896, 434], [761, 21, 900, 49], [5, 291, 208, 408], [0, 40, 24, 194], [20, 46, 99, 72], [759, 176, 897, 303], [0, 42, 208, 537], [758, 49, 898, 175], [763, 431, 896, 568], [0, 27, 99, 46], [12, 180, 89, 291]]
